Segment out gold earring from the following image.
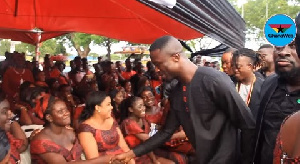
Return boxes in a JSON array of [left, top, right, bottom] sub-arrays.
[[97, 110, 100, 113]]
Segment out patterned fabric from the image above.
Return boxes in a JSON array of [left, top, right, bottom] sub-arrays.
[[73, 105, 85, 121], [2, 68, 34, 100], [121, 118, 188, 164], [121, 71, 136, 80], [150, 80, 162, 102], [121, 118, 150, 148], [6, 132, 23, 164], [121, 118, 153, 164], [50, 68, 69, 85], [145, 107, 163, 125], [77, 121, 123, 156], [33, 94, 52, 120], [154, 149, 188, 164], [162, 102, 195, 155], [35, 81, 49, 88], [273, 114, 300, 164], [30, 139, 83, 164]]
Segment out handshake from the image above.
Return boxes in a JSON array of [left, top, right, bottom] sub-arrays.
[[109, 150, 136, 164]]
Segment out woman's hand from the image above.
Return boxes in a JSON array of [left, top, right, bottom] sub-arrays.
[[29, 129, 41, 140]]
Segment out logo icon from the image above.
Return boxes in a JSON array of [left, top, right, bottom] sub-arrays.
[[269, 24, 292, 33], [264, 14, 296, 46]]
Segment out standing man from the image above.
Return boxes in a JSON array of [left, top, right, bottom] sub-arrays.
[[222, 48, 237, 83], [253, 15, 300, 163], [113, 36, 255, 164], [257, 44, 275, 78], [232, 48, 264, 119]]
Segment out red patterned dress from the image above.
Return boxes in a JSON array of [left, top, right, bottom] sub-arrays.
[[30, 139, 83, 163], [145, 107, 164, 125], [77, 121, 124, 156], [121, 118, 153, 164], [146, 107, 190, 164], [6, 132, 24, 164], [273, 114, 300, 164]]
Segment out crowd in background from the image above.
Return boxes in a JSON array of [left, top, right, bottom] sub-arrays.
[[0, 29, 299, 164]]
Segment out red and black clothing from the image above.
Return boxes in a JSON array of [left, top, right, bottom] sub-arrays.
[[132, 67, 255, 164], [30, 139, 83, 163], [77, 121, 123, 156]]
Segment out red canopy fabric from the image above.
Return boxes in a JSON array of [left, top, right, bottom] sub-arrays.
[[0, 0, 204, 44]]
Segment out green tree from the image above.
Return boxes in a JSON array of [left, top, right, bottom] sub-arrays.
[[61, 33, 119, 60], [15, 43, 35, 54], [93, 36, 118, 61], [66, 33, 92, 58], [55, 42, 67, 55], [0, 40, 11, 56], [39, 39, 67, 57], [229, 0, 300, 37]]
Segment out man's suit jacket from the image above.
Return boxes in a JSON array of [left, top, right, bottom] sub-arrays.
[[249, 76, 264, 119], [252, 74, 279, 163]]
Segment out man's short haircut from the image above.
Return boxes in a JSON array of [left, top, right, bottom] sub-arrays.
[[258, 44, 273, 50], [232, 48, 260, 67], [149, 35, 173, 52]]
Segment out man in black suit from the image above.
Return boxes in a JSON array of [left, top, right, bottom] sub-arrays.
[[113, 35, 255, 164], [253, 13, 300, 164], [232, 48, 264, 119]]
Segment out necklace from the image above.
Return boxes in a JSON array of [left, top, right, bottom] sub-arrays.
[[12, 68, 25, 85], [236, 75, 256, 106]]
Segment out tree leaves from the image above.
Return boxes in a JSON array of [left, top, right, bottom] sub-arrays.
[[40, 39, 66, 57], [15, 43, 35, 54], [0, 40, 10, 56], [229, 0, 300, 38]]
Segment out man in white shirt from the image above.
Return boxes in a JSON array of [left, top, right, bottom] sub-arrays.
[[232, 48, 264, 119]]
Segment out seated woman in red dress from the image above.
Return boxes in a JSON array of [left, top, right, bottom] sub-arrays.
[[15, 87, 47, 125], [0, 92, 28, 164], [139, 87, 191, 164], [50, 61, 69, 85], [121, 80, 133, 98], [273, 111, 300, 164], [77, 91, 135, 164], [109, 89, 125, 124], [34, 70, 49, 89], [30, 96, 113, 163], [138, 87, 163, 125], [120, 96, 174, 164]]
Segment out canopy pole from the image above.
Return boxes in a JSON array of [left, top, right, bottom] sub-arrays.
[[35, 43, 40, 61], [35, 32, 42, 61], [14, 0, 19, 16]]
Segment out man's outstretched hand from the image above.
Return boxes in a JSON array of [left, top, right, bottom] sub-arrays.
[[112, 150, 136, 164]]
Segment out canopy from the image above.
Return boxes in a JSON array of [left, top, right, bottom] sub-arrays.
[[191, 44, 229, 58], [0, 0, 245, 48]]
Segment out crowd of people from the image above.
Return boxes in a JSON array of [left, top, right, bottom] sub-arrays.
[[0, 49, 196, 164], [0, 14, 299, 164]]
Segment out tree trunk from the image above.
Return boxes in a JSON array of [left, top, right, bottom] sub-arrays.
[[106, 38, 112, 61], [70, 33, 91, 58], [83, 46, 91, 58]]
